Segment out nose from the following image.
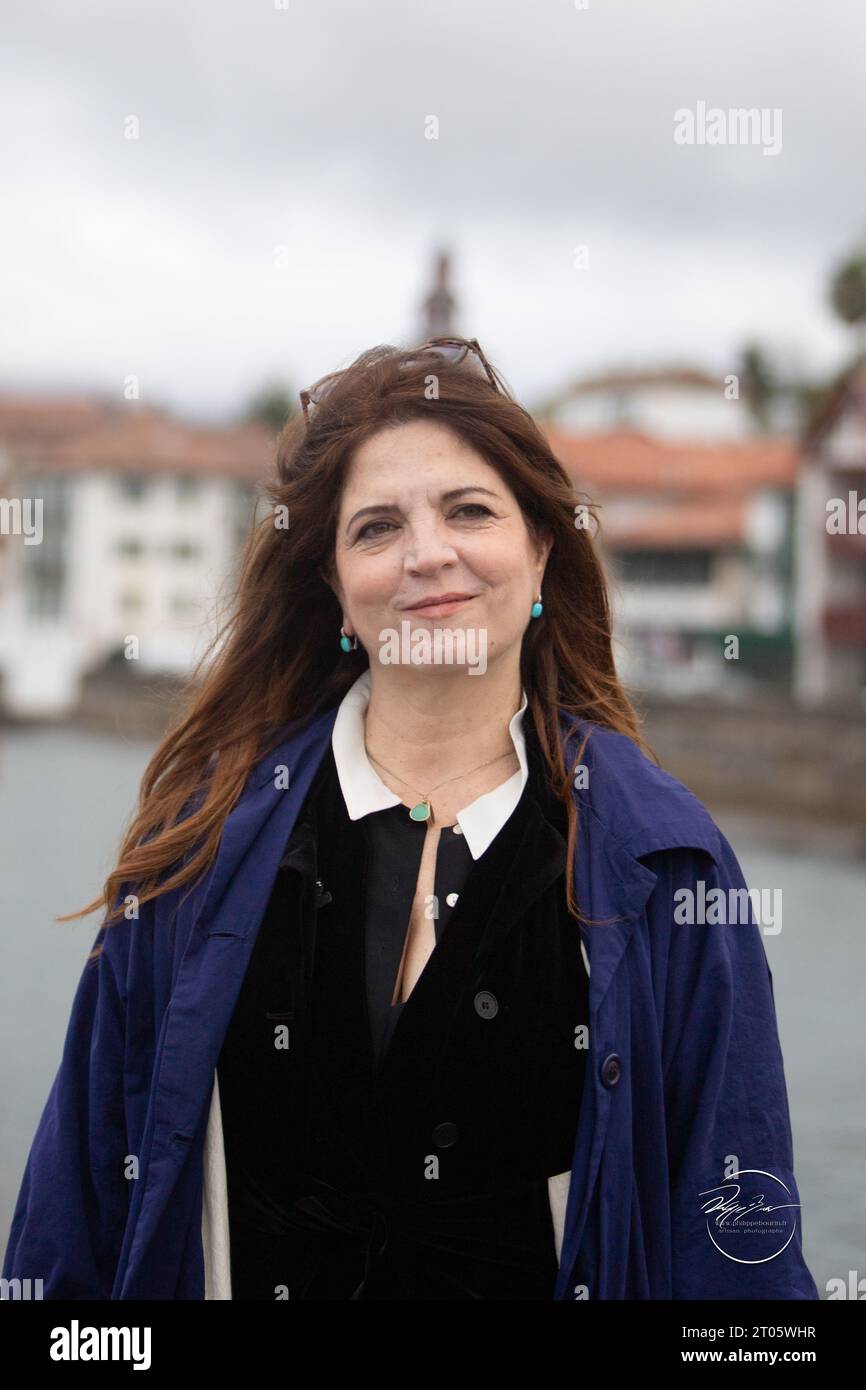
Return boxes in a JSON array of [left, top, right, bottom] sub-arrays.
[[402, 516, 459, 574]]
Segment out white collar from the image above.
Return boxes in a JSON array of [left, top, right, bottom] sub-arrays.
[[331, 668, 529, 860]]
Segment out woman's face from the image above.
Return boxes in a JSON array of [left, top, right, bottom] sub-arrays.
[[327, 418, 551, 676]]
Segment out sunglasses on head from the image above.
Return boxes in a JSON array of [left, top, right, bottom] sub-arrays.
[[299, 336, 500, 426]]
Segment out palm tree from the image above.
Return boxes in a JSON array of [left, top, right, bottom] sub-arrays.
[[829, 250, 866, 350]]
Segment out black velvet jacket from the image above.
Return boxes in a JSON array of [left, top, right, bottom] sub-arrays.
[[216, 714, 589, 1299]]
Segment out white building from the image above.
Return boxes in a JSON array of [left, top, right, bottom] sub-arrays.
[[794, 358, 866, 706], [0, 398, 274, 718], [545, 426, 798, 697], [536, 366, 763, 443]]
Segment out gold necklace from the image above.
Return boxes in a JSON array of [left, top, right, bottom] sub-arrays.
[[366, 746, 517, 823]]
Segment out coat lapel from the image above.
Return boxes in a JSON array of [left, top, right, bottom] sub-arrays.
[[555, 710, 721, 998], [192, 709, 338, 937], [119, 708, 338, 1296]]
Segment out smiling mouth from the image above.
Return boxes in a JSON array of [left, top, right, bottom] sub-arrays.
[[403, 595, 476, 617]]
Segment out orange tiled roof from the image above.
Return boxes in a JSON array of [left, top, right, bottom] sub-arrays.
[[0, 394, 115, 445], [545, 427, 798, 494], [601, 497, 746, 549], [1, 399, 276, 481]]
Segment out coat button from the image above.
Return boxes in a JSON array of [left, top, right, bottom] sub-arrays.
[[473, 990, 498, 1018], [432, 1121, 458, 1147], [600, 1052, 622, 1088]]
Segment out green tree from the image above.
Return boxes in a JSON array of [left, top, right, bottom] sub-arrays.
[[829, 250, 866, 339], [243, 381, 297, 434], [738, 341, 776, 431]]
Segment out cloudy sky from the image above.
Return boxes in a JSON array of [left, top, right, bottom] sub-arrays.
[[2, 0, 864, 422]]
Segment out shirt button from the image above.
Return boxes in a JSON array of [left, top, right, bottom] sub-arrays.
[[474, 990, 498, 1018], [432, 1121, 459, 1148], [451, 824, 464, 835], [446, 892, 459, 907], [600, 1053, 623, 1088]]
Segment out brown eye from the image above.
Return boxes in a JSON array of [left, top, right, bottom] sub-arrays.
[[452, 504, 492, 519], [356, 519, 396, 540]]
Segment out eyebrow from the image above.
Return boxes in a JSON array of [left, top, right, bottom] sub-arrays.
[[346, 486, 501, 532]]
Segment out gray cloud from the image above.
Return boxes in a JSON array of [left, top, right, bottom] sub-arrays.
[[1, 0, 863, 416]]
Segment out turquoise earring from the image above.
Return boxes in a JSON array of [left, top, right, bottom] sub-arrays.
[[530, 594, 543, 619], [339, 626, 358, 652]]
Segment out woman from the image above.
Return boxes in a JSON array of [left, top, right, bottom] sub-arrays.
[[3, 337, 818, 1300]]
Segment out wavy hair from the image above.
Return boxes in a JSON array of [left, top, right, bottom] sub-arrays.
[[61, 342, 654, 955]]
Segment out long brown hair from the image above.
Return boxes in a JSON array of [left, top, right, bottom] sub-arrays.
[[62, 341, 654, 954]]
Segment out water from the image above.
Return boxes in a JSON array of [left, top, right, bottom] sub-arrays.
[[1, 725, 863, 1296], [711, 809, 866, 1298]]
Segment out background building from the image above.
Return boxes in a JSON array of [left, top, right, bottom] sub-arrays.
[[795, 357, 866, 706], [0, 398, 272, 717], [545, 423, 797, 697], [535, 365, 792, 441]]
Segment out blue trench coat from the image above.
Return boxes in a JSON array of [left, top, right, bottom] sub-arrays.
[[3, 705, 820, 1300]]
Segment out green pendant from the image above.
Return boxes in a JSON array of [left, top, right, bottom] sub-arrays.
[[409, 799, 431, 822]]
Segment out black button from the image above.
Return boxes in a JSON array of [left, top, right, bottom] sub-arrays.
[[473, 990, 498, 1019], [600, 1053, 622, 1088], [432, 1121, 458, 1148]]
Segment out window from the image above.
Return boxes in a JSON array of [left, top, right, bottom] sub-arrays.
[[116, 475, 149, 502], [169, 540, 199, 561], [22, 474, 71, 619], [170, 594, 199, 618], [616, 549, 714, 585], [115, 538, 144, 558], [175, 474, 200, 503], [118, 588, 144, 614]]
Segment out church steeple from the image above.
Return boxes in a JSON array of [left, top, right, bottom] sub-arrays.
[[419, 248, 456, 339]]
